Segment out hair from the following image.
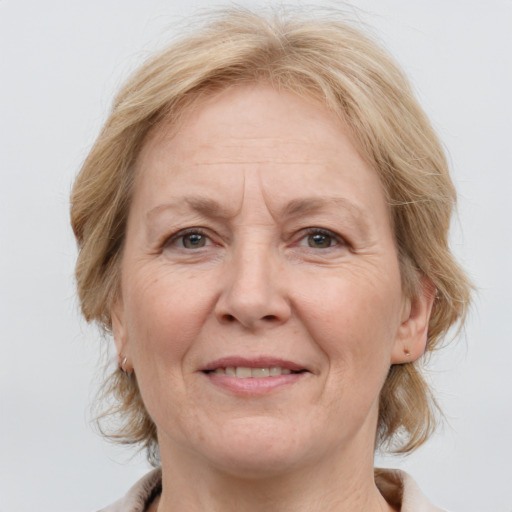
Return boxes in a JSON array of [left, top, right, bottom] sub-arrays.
[[70, 6, 472, 463]]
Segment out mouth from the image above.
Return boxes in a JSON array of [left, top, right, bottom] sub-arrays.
[[201, 357, 309, 392], [204, 366, 307, 378]]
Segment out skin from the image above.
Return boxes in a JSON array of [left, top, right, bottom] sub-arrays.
[[112, 83, 434, 512]]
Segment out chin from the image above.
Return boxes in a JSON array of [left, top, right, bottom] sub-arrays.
[[195, 417, 319, 478]]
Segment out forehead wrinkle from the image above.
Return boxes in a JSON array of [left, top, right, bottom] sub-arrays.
[[191, 159, 327, 166], [190, 136, 326, 166], [190, 134, 328, 166]]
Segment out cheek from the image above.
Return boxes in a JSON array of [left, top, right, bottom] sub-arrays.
[[296, 265, 403, 378], [123, 266, 215, 373], [121, 268, 218, 427]]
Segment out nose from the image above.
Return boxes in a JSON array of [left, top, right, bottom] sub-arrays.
[[214, 241, 292, 330]]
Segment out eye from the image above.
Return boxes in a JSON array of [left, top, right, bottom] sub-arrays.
[[298, 228, 343, 249], [307, 232, 334, 248], [181, 232, 207, 249], [167, 229, 211, 250]]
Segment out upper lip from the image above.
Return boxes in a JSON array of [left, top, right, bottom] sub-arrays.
[[202, 356, 308, 373]]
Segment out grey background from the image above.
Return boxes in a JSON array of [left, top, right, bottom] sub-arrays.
[[1, 1, 511, 510]]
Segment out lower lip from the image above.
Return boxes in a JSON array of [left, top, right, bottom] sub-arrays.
[[203, 372, 306, 395]]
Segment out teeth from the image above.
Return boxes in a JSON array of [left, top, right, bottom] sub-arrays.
[[235, 367, 252, 378], [251, 368, 269, 378], [211, 366, 296, 378]]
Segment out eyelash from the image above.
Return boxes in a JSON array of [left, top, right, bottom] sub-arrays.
[[163, 226, 345, 252], [164, 228, 213, 250], [296, 228, 345, 249]]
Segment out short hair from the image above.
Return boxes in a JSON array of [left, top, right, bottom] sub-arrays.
[[70, 6, 472, 463]]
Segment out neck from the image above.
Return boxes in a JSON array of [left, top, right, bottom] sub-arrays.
[[155, 446, 395, 512]]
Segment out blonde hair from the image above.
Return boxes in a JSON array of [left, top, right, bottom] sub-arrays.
[[70, 6, 472, 462]]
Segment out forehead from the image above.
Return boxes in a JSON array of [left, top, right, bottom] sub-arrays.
[[132, 83, 389, 224], [141, 84, 350, 158]]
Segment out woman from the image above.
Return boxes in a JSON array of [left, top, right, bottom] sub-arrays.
[[71, 7, 471, 512]]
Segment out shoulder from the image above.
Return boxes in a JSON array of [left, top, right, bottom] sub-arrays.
[[375, 468, 449, 512], [97, 468, 162, 512]]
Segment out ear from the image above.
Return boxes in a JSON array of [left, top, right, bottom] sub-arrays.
[[111, 296, 127, 357], [391, 277, 436, 364], [111, 296, 135, 374]]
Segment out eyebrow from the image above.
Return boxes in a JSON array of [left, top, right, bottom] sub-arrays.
[[147, 197, 234, 221], [282, 197, 371, 232], [283, 197, 360, 216]]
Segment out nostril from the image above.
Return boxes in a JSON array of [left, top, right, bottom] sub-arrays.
[[220, 313, 278, 324]]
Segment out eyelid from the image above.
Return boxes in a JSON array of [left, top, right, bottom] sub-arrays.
[[295, 227, 346, 247], [159, 226, 346, 251], [163, 227, 213, 249]]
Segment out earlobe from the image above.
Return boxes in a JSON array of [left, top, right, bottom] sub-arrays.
[[111, 298, 134, 374], [391, 277, 435, 364]]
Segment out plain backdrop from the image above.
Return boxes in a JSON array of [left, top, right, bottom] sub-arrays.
[[1, 1, 511, 511]]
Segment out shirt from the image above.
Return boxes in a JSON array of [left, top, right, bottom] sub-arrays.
[[99, 467, 447, 511]]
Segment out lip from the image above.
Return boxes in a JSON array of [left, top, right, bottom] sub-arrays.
[[200, 356, 310, 396], [201, 356, 308, 373]]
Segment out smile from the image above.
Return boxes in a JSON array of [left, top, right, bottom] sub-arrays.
[[206, 366, 304, 378], [201, 358, 309, 394]]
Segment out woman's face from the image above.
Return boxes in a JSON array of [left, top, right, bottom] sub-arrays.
[[113, 84, 431, 476]]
